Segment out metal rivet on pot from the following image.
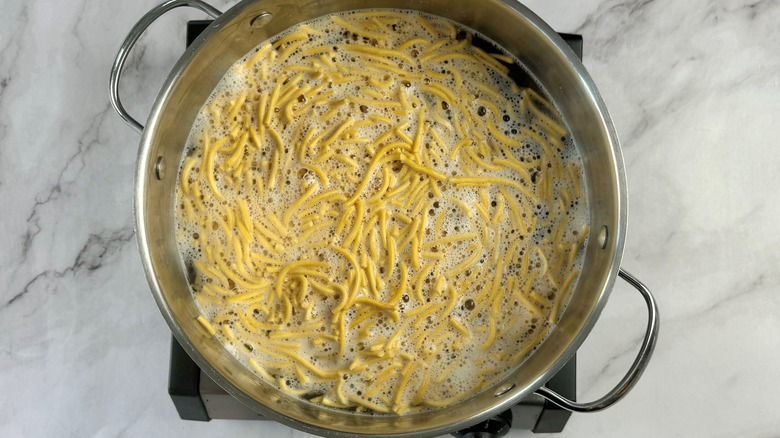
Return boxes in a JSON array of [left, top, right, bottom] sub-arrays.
[[598, 225, 608, 249], [494, 383, 515, 397], [250, 12, 273, 28], [154, 156, 165, 180]]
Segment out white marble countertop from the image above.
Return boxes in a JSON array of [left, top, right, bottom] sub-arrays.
[[2, 0, 779, 436]]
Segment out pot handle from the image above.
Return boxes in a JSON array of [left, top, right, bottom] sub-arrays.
[[109, 0, 222, 133], [534, 269, 659, 412]]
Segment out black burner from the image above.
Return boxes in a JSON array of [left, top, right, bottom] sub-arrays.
[[168, 20, 583, 436]]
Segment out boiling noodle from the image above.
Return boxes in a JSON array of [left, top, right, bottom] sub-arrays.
[[176, 10, 588, 415]]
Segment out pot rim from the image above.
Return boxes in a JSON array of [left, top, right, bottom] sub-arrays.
[[133, 0, 627, 436]]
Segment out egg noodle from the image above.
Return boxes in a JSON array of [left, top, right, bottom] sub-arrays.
[[176, 10, 588, 415]]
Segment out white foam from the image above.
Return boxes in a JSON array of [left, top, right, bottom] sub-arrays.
[[175, 9, 589, 413]]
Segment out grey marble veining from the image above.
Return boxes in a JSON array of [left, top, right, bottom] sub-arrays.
[[1, 0, 778, 437]]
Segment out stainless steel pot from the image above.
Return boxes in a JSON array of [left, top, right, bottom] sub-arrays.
[[110, 0, 659, 436]]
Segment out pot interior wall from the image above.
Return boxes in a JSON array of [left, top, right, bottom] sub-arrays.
[[136, 0, 625, 435]]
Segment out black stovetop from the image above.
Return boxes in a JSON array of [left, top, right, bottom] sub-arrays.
[[168, 19, 582, 437]]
